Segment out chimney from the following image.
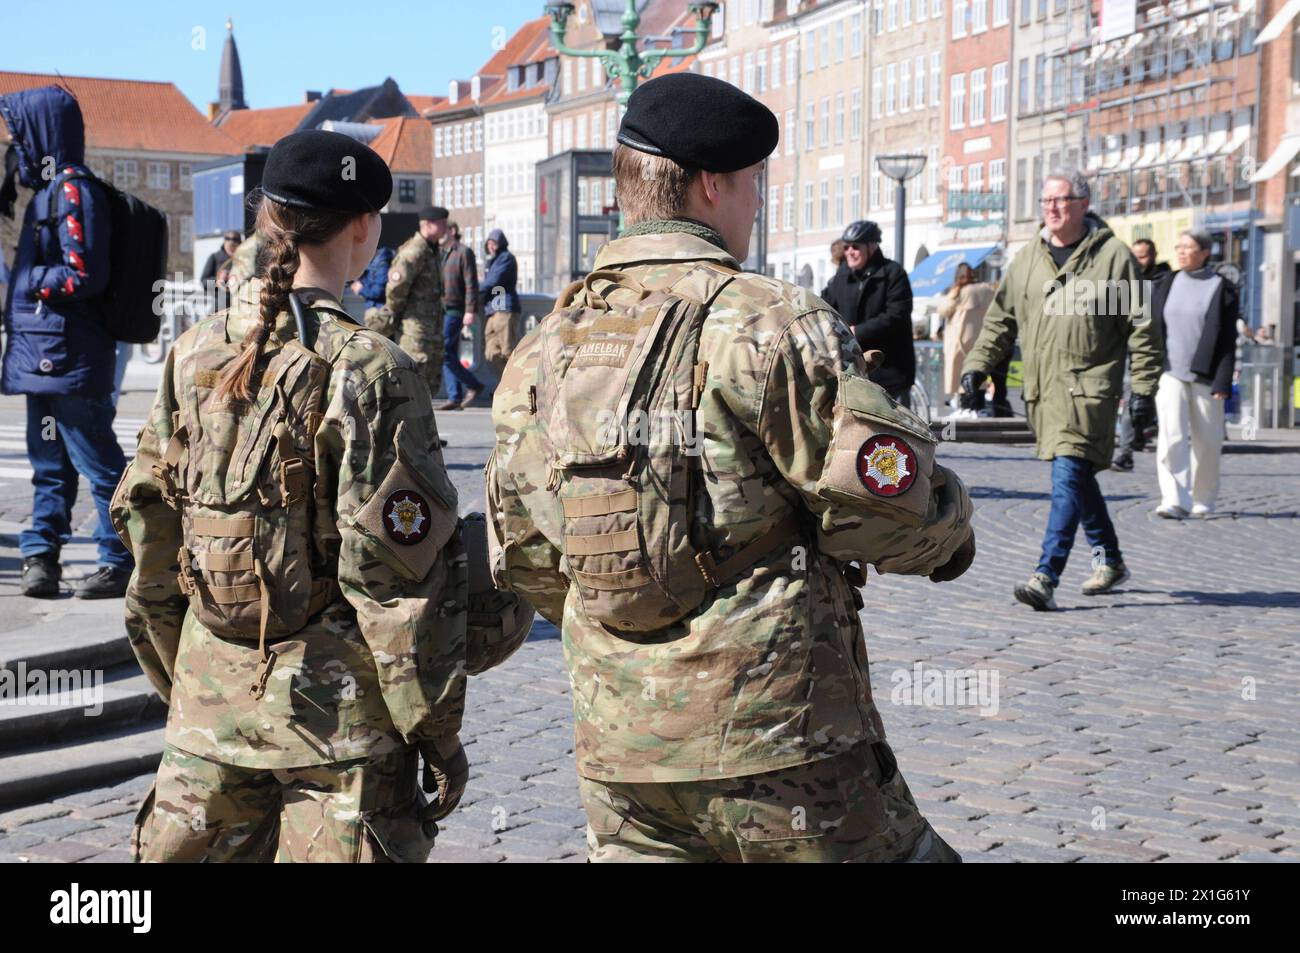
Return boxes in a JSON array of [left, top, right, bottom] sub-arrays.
[[305, 90, 322, 102], [208, 102, 219, 121]]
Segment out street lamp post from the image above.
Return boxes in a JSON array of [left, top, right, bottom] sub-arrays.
[[545, 0, 719, 105], [876, 153, 927, 266]]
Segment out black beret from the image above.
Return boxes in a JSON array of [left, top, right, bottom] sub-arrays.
[[261, 129, 392, 214], [419, 205, 449, 222], [617, 72, 778, 173], [842, 220, 882, 244]]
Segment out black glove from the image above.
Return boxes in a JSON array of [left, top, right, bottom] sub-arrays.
[[419, 739, 469, 829], [929, 530, 976, 583], [1129, 394, 1156, 434], [959, 371, 987, 411]]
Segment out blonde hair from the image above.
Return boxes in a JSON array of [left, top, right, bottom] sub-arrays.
[[213, 194, 354, 403], [612, 144, 698, 223]]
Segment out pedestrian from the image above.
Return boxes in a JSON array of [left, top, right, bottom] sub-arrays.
[[201, 230, 241, 288], [960, 169, 1163, 610], [480, 227, 521, 375], [113, 130, 469, 862], [820, 220, 917, 407], [384, 206, 447, 398], [830, 238, 846, 271], [352, 243, 394, 331], [1131, 238, 1172, 282], [488, 71, 975, 863], [1113, 238, 1171, 470], [935, 262, 995, 409], [439, 221, 483, 410], [0, 86, 133, 600], [1152, 230, 1237, 519]]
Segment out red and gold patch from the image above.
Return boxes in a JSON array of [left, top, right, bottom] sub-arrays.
[[382, 490, 431, 545], [856, 435, 918, 497]]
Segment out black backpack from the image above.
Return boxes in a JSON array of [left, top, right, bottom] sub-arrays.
[[39, 168, 169, 343]]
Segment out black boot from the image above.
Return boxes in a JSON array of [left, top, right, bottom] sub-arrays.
[[21, 553, 61, 598], [75, 565, 131, 600]]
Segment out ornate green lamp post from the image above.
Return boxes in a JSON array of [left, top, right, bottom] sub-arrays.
[[545, 0, 719, 105]]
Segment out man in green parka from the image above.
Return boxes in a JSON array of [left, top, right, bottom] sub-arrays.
[[960, 169, 1163, 610]]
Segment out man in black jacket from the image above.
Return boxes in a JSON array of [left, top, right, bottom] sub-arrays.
[[820, 220, 916, 406]]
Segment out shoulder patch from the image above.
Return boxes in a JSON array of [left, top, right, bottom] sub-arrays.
[[354, 458, 457, 581], [389, 268, 404, 284]]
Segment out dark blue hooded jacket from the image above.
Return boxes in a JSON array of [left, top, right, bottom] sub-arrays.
[[1, 86, 114, 397], [356, 245, 395, 309], [480, 228, 519, 316]]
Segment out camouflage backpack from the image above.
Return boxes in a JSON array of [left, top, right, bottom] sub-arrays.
[[532, 263, 799, 635]]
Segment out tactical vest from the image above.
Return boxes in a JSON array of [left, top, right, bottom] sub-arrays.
[[532, 264, 801, 635], [151, 304, 353, 697]]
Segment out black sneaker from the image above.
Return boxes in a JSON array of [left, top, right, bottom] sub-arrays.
[[75, 565, 131, 600], [1112, 453, 1134, 472], [21, 554, 61, 599]]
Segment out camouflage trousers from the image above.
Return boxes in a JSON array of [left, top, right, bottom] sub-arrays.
[[398, 316, 445, 400], [131, 744, 435, 863], [578, 741, 961, 863]]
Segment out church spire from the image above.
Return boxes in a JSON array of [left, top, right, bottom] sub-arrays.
[[218, 17, 247, 112]]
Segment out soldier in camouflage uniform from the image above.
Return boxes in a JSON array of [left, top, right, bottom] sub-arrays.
[[488, 73, 975, 862], [379, 206, 447, 399], [221, 230, 264, 298], [112, 131, 468, 862]]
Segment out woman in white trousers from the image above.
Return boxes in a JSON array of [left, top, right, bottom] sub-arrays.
[[1152, 231, 1238, 519]]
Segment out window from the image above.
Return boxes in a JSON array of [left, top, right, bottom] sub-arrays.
[[872, 67, 884, 118], [113, 159, 138, 188], [904, 0, 912, 26], [873, 0, 884, 34], [820, 26, 830, 67], [931, 52, 942, 106], [474, 173, 483, 205], [399, 179, 416, 203], [835, 177, 845, 225], [454, 125, 463, 154], [434, 179, 444, 207], [454, 176, 463, 207], [607, 107, 616, 146], [805, 34, 816, 72], [900, 61, 911, 112], [784, 183, 794, 230], [731, 56, 741, 87], [888, 0, 898, 30], [820, 97, 831, 147], [851, 13, 863, 55], [970, 68, 986, 125], [1050, 54, 1065, 108], [1037, 0, 1046, 19], [804, 183, 814, 228], [968, 162, 983, 196], [769, 186, 780, 231], [870, 169, 882, 209], [912, 164, 924, 202], [934, 0, 943, 18], [851, 89, 862, 139], [805, 104, 816, 149], [835, 19, 845, 61], [576, 117, 587, 149], [179, 214, 193, 253], [950, 73, 966, 128], [1018, 57, 1029, 113], [474, 121, 483, 152], [820, 179, 829, 228], [578, 56, 587, 91], [850, 174, 861, 218], [949, 164, 963, 194], [990, 158, 1006, 195], [928, 145, 939, 201], [757, 49, 767, 92], [744, 52, 755, 93], [592, 57, 602, 88], [993, 0, 1009, 26], [786, 40, 798, 84], [972, 0, 986, 32], [916, 55, 927, 108], [771, 45, 781, 88], [1019, 0, 1030, 24], [1016, 157, 1028, 218], [918, 0, 927, 16], [146, 161, 170, 191], [562, 118, 573, 152], [953, 0, 967, 38], [1034, 53, 1046, 111], [179, 163, 191, 191], [835, 93, 846, 143], [434, 128, 443, 158], [886, 63, 897, 115], [563, 59, 572, 94], [991, 62, 1008, 121], [785, 109, 796, 155]]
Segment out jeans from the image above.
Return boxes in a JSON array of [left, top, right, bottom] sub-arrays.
[[20, 393, 133, 571], [1036, 454, 1121, 585], [441, 309, 483, 403], [111, 341, 132, 406]]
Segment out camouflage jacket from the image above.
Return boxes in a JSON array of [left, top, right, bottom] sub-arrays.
[[488, 232, 974, 783], [440, 238, 478, 313], [223, 232, 264, 296], [385, 233, 444, 333], [112, 279, 466, 769]]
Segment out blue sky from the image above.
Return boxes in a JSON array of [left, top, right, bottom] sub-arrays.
[[7, 0, 550, 111]]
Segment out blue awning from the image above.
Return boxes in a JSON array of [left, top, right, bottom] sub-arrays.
[[908, 245, 998, 297]]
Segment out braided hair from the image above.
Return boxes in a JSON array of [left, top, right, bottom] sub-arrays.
[[213, 192, 354, 402]]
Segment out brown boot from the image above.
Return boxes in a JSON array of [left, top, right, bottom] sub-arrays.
[[437, 400, 462, 411], [459, 388, 480, 409]]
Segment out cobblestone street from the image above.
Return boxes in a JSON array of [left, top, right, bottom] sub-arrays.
[[1, 386, 1297, 863]]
